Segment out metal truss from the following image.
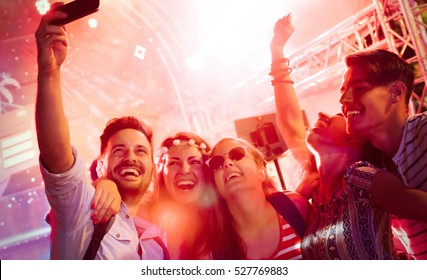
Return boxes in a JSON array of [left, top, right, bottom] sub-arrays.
[[203, 0, 427, 137], [287, 0, 427, 113]]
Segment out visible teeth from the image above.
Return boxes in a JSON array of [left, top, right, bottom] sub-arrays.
[[119, 168, 139, 176], [176, 180, 195, 186], [176, 180, 195, 190], [347, 110, 360, 117], [226, 172, 241, 182]]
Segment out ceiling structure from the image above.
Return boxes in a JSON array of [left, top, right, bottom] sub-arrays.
[[3, 0, 426, 259], [1, 0, 373, 145], [0, 0, 373, 198]]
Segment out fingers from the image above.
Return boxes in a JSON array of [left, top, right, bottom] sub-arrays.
[[318, 112, 331, 120], [36, 23, 67, 39], [280, 13, 291, 22], [36, 1, 67, 36], [93, 194, 120, 224], [314, 117, 329, 128], [44, 33, 68, 49], [278, 12, 293, 25], [35, 10, 68, 48], [91, 179, 109, 222], [40, 9, 67, 28], [95, 194, 113, 223], [273, 13, 295, 36], [90, 187, 103, 223], [92, 190, 113, 224], [102, 199, 120, 223], [49, 2, 66, 10], [313, 112, 332, 128], [270, 17, 295, 53], [91, 178, 121, 224], [91, 183, 101, 209]]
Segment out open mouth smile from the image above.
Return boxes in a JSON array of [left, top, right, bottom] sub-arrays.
[[175, 180, 196, 191], [118, 167, 141, 177]]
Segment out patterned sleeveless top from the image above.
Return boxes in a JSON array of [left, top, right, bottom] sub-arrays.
[[301, 161, 396, 259]]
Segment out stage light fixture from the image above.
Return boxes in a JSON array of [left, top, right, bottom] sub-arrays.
[[88, 18, 98, 28], [134, 44, 147, 60], [35, 0, 50, 15]]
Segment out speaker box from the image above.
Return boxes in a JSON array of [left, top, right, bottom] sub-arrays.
[[234, 113, 287, 161]]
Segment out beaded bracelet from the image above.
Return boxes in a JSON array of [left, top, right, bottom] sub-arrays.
[[269, 67, 292, 77], [270, 68, 293, 85], [269, 67, 292, 78], [270, 58, 290, 73], [269, 57, 294, 86], [271, 79, 294, 86], [271, 58, 289, 67]]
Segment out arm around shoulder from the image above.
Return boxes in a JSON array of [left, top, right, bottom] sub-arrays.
[[371, 170, 427, 223]]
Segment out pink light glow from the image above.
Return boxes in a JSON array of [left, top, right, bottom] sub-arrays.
[[35, 0, 50, 15]]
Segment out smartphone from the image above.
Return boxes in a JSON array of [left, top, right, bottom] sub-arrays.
[[50, 0, 100, 25]]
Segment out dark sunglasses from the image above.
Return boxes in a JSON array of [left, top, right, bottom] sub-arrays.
[[207, 147, 246, 169]]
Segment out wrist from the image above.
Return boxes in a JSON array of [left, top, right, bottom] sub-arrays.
[[269, 57, 294, 86], [270, 48, 284, 60], [37, 66, 61, 78], [93, 177, 114, 189]]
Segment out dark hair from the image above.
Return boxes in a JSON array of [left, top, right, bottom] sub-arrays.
[[89, 158, 98, 181], [360, 140, 384, 168], [99, 116, 154, 157], [345, 49, 414, 104], [211, 195, 246, 259]]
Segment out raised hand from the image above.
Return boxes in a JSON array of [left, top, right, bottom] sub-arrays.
[[35, 2, 68, 75], [270, 13, 294, 60]]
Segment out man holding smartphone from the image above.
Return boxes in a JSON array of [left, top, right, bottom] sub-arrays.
[[34, 3, 168, 260]]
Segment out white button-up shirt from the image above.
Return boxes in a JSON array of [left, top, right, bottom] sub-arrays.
[[41, 147, 168, 260]]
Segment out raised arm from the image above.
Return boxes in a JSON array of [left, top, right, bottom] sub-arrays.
[[35, 4, 73, 174], [270, 14, 307, 149]]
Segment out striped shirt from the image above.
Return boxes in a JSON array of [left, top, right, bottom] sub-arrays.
[[270, 215, 303, 260], [392, 112, 427, 259]]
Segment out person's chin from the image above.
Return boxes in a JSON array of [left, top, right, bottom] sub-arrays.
[[347, 124, 365, 137], [305, 131, 319, 146], [174, 189, 199, 204], [117, 177, 145, 189]]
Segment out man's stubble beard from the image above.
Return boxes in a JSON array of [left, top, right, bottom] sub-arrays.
[[106, 168, 152, 196]]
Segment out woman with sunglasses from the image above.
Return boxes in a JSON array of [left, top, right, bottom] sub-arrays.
[[270, 14, 427, 259], [207, 137, 312, 259], [91, 132, 223, 259]]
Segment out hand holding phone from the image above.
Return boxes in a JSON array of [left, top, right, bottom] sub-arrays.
[[50, 0, 100, 25]]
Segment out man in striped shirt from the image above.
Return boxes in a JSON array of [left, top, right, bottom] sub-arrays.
[[339, 49, 427, 259]]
